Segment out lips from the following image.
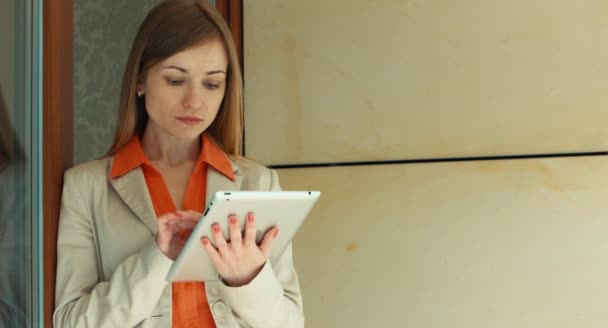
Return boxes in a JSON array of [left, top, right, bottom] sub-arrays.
[[176, 116, 203, 125]]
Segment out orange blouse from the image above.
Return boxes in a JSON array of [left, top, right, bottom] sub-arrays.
[[110, 134, 235, 327]]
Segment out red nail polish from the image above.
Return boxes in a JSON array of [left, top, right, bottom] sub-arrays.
[[175, 212, 183, 218], [202, 238, 209, 245], [273, 229, 279, 237], [213, 225, 220, 233], [247, 213, 254, 222], [229, 216, 237, 224]]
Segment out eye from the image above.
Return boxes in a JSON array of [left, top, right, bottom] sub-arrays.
[[203, 82, 220, 90], [165, 78, 184, 86]]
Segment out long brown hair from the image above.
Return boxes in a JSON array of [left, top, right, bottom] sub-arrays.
[[105, 0, 243, 158]]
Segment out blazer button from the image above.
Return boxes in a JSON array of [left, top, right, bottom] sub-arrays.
[[212, 301, 227, 317]]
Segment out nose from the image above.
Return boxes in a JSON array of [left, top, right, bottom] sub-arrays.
[[182, 85, 203, 110]]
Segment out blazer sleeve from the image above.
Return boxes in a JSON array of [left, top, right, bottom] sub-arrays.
[[219, 168, 305, 328], [53, 169, 173, 327]]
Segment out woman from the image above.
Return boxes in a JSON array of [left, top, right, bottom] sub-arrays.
[[53, 1, 304, 327]]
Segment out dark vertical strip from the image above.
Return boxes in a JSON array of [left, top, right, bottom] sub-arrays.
[[43, 0, 73, 326], [228, 0, 243, 75], [216, 0, 228, 21]]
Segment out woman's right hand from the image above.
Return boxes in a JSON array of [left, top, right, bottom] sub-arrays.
[[155, 210, 200, 260]]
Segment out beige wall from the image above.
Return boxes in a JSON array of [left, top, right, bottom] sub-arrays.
[[279, 158, 608, 327], [244, 0, 608, 165], [244, 1, 608, 327]]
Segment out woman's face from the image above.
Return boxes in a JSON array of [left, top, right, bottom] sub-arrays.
[[139, 39, 228, 140]]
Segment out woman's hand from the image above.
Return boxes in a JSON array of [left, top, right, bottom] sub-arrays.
[[200, 212, 279, 287], [156, 210, 201, 260]]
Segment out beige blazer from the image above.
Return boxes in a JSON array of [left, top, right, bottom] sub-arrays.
[[53, 157, 304, 328]]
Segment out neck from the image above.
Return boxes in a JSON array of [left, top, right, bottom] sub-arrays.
[[141, 124, 200, 167]]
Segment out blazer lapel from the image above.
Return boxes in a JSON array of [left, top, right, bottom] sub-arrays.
[[110, 167, 158, 234], [205, 159, 243, 207]]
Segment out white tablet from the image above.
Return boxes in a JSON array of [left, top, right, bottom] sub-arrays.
[[166, 190, 321, 282]]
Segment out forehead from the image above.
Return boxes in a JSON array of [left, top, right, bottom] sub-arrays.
[[156, 39, 228, 73]]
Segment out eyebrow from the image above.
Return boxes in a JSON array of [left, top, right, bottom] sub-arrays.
[[162, 65, 227, 75]]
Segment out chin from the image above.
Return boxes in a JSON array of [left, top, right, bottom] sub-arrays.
[[170, 129, 205, 141]]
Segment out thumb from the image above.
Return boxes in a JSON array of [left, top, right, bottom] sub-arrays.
[[258, 227, 279, 259]]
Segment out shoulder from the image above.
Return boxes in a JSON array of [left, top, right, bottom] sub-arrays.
[[232, 157, 280, 191], [63, 158, 112, 187], [233, 156, 271, 176]]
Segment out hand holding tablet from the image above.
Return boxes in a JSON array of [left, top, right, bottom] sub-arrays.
[[166, 191, 321, 282], [201, 211, 280, 287]]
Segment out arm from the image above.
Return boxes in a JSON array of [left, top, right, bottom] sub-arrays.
[[219, 169, 305, 328], [53, 169, 172, 327]]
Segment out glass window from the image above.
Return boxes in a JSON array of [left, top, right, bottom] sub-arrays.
[[0, 0, 43, 327]]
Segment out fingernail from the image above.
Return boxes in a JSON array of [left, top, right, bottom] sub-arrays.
[[175, 212, 183, 218], [273, 228, 279, 237], [213, 225, 220, 233], [202, 238, 209, 245], [229, 216, 237, 224], [247, 213, 254, 222]]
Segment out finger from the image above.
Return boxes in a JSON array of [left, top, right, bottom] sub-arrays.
[[186, 209, 202, 217], [259, 227, 279, 259], [158, 213, 183, 234], [243, 212, 257, 246], [175, 211, 200, 236], [169, 220, 189, 234], [211, 223, 229, 253], [175, 210, 200, 222], [156, 213, 183, 248], [201, 237, 223, 267], [176, 220, 197, 230], [157, 212, 180, 224], [167, 219, 183, 227], [227, 214, 242, 247]]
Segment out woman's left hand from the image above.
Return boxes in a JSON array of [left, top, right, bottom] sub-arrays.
[[200, 212, 279, 287]]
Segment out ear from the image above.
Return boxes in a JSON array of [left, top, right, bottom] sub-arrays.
[[136, 82, 144, 93]]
